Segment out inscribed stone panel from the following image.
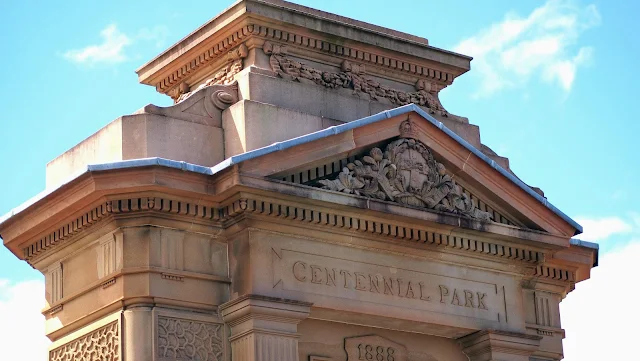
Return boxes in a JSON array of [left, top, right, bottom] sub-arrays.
[[273, 248, 508, 323]]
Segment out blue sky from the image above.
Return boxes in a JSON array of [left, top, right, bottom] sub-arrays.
[[0, 0, 638, 359]]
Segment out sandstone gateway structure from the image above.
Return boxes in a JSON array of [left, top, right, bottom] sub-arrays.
[[0, 1, 598, 360]]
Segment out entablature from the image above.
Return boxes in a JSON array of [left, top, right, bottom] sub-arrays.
[[135, 0, 471, 103]]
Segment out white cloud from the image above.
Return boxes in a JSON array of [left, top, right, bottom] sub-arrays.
[[63, 24, 170, 66], [575, 216, 633, 242], [453, 0, 600, 97], [0, 279, 50, 361], [64, 24, 131, 65], [561, 240, 640, 360]]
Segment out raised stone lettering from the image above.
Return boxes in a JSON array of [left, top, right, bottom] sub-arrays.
[[370, 274, 381, 293], [405, 281, 416, 299], [383, 277, 394, 295], [287, 256, 494, 314], [310, 265, 323, 284], [477, 292, 488, 310], [419, 282, 431, 301], [293, 261, 307, 282], [345, 335, 407, 361], [340, 269, 352, 288], [325, 268, 337, 286], [464, 290, 474, 308], [355, 272, 367, 291], [439, 285, 449, 303], [451, 289, 462, 306]]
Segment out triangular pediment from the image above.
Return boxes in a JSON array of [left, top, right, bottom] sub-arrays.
[[234, 105, 579, 238], [269, 140, 522, 228]]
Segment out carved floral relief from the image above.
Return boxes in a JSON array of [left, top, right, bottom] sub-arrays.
[[263, 41, 448, 115], [318, 120, 492, 221], [49, 321, 119, 361], [157, 316, 223, 361]]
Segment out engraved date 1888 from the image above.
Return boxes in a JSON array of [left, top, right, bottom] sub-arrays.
[[357, 343, 395, 361]]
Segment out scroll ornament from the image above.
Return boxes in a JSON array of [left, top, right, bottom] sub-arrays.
[[319, 120, 492, 221], [173, 43, 248, 103], [262, 41, 448, 115]]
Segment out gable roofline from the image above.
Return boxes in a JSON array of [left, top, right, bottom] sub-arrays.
[[0, 104, 582, 235]]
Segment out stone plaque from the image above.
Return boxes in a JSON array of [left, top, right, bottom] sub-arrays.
[[345, 335, 407, 361], [273, 248, 508, 322]]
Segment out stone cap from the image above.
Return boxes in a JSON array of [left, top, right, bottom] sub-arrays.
[[136, 0, 472, 93]]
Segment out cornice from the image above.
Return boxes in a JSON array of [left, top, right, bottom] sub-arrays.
[[149, 23, 463, 98], [19, 192, 582, 287]]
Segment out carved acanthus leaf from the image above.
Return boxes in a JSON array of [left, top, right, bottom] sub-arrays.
[[318, 120, 491, 221], [262, 41, 448, 115]]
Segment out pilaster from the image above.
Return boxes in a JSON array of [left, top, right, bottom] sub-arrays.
[[522, 276, 571, 361], [458, 330, 541, 361], [220, 295, 312, 361], [123, 306, 153, 361]]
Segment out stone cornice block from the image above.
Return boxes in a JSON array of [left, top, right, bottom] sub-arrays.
[[136, 0, 472, 98], [458, 329, 542, 361], [220, 294, 312, 337]]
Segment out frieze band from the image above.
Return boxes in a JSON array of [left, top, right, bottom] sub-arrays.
[[292, 260, 489, 310]]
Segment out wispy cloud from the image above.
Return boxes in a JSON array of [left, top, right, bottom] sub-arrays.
[[64, 24, 131, 65], [575, 216, 633, 242], [0, 279, 50, 360], [454, 0, 600, 97], [63, 24, 170, 66]]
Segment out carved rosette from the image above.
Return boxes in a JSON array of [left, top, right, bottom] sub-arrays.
[[319, 120, 492, 221], [157, 316, 223, 361], [262, 41, 448, 115], [49, 321, 119, 361]]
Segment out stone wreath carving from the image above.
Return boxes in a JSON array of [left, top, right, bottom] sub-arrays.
[[263, 41, 448, 115], [319, 120, 492, 221], [49, 321, 119, 361], [157, 316, 223, 361]]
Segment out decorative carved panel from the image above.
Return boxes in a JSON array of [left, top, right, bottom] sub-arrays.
[[157, 316, 223, 361], [318, 119, 491, 221], [49, 321, 119, 361], [345, 335, 407, 361], [174, 43, 248, 103], [274, 248, 507, 323], [263, 41, 448, 116]]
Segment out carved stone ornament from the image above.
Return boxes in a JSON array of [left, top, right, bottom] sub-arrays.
[[49, 321, 119, 361], [157, 316, 223, 361], [263, 41, 448, 115], [319, 119, 492, 221], [174, 43, 248, 103]]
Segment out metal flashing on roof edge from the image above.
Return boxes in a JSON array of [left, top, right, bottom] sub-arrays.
[[0, 104, 583, 236]]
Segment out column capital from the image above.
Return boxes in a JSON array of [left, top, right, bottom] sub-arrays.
[[458, 329, 542, 361], [220, 294, 312, 361], [220, 294, 312, 335]]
